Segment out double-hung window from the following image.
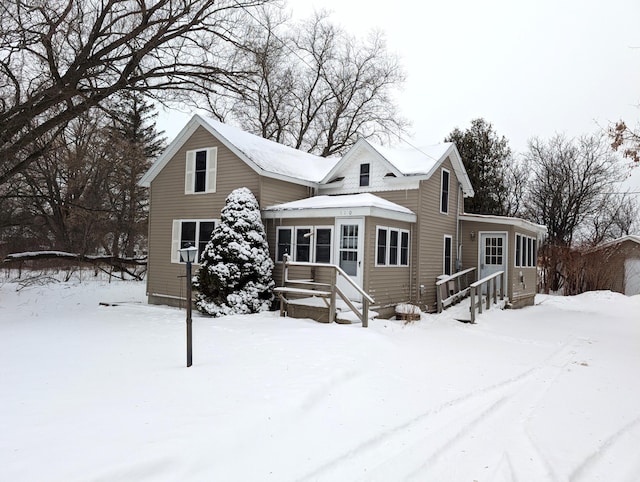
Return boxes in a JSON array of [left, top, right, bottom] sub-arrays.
[[359, 163, 370, 187], [171, 219, 216, 263], [185, 147, 217, 194], [376, 227, 409, 267]]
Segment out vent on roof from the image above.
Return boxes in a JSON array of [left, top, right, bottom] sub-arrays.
[[384, 172, 396, 177], [327, 176, 345, 183]]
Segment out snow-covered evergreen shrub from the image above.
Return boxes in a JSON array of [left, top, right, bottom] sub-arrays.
[[194, 187, 275, 316]]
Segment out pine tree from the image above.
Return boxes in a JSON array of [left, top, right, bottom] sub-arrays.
[[195, 188, 275, 316], [103, 93, 165, 257], [445, 118, 511, 215]]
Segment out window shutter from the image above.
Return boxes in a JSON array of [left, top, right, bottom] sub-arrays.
[[206, 147, 217, 193], [171, 220, 181, 263], [185, 151, 195, 194]]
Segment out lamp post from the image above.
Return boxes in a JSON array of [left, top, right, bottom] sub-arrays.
[[178, 245, 198, 367]]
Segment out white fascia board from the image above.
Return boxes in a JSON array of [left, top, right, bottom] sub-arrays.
[[320, 139, 402, 185], [460, 214, 548, 235], [426, 144, 474, 197], [140, 114, 319, 189], [139, 116, 202, 187], [263, 206, 416, 223]]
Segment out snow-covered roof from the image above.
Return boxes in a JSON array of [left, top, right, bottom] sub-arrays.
[[367, 142, 452, 175], [598, 234, 640, 249], [263, 193, 416, 223], [459, 213, 548, 236], [320, 138, 475, 196], [198, 117, 338, 183], [140, 115, 339, 187]]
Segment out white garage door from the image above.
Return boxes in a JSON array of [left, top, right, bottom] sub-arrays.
[[624, 259, 640, 296]]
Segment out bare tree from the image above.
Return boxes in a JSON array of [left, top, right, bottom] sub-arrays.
[[11, 112, 112, 254], [0, 0, 272, 186], [524, 133, 627, 291], [525, 134, 623, 247], [584, 194, 639, 246], [500, 157, 530, 218], [215, 9, 408, 156]]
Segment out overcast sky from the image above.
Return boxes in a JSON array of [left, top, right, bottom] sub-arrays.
[[157, 0, 640, 188]]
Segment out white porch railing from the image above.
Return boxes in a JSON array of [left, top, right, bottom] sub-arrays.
[[274, 254, 375, 327]]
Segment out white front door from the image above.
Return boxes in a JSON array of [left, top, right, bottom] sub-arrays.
[[335, 218, 364, 301], [479, 233, 507, 293]]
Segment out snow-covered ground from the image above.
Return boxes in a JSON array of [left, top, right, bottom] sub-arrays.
[[1, 275, 639, 482]]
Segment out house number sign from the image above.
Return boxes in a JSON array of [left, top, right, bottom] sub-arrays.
[[339, 209, 353, 216]]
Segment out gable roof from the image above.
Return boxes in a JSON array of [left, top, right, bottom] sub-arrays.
[[140, 114, 339, 187], [263, 193, 417, 223], [320, 138, 475, 196]]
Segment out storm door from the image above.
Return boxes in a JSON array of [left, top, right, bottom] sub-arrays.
[[335, 218, 364, 301]]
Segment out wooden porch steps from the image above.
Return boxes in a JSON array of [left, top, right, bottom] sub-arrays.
[[335, 308, 379, 324]]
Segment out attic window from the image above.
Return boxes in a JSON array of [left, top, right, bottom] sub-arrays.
[[360, 163, 370, 187]]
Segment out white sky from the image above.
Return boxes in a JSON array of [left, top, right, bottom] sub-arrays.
[[157, 0, 640, 189]]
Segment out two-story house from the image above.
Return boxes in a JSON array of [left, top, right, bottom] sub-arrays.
[[140, 114, 546, 316]]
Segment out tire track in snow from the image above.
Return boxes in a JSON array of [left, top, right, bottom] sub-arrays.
[[296, 337, 583, 481], [295, 366, 538, 481], [569, 415, 640, 482]]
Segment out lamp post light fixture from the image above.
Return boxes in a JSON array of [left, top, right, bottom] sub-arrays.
[[178, 245, 198, 367]]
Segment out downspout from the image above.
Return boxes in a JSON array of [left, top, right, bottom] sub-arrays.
[[409, 223, 414, 303]]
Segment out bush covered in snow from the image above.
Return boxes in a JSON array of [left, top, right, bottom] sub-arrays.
[[194, 188, 275, 316]]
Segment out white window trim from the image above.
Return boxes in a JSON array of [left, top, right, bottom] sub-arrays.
[[440, 168, 450, 214], [276, 225, 334, 263], [276, 227, 293, 262], [359, 163, 371, 187], [185, 147, 217, 195], [515, 233, 538, 268], [171, 219, 218, 264], [443, 234, 453, 276], [375, 226, 410, 267]]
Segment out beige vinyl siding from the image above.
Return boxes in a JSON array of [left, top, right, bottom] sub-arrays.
[[459, 220, 540, 305], [260, 177, 314, 208], [511, 228, 539, 303], [147, 127, 319, 304], [364, 216, 414, 314], [416, 156, 461, 310], [147, 126, 259, 303], [373, 189, 420, 214]]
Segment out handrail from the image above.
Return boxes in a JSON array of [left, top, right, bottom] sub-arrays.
[[279, 255, 374, 327], [436, 267, 476, 313], [469, 270, 505, 323], [283, 257, 374, 304], [436, 267, 476, 286]]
